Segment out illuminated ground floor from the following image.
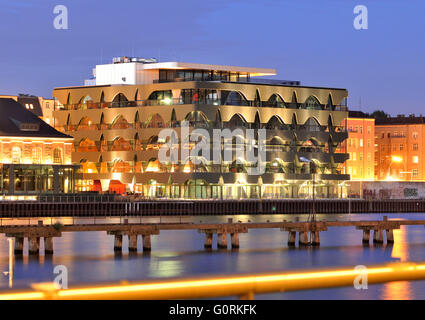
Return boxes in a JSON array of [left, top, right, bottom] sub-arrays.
[[0, 164, 80, 196], [78, 176, 349, 199]]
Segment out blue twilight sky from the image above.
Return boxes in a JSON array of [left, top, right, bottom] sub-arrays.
[[0, 0, 423, 115]]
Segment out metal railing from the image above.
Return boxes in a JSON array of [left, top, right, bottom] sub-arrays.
[[0, 261, 424, 300], [57, 99, 348, 111]]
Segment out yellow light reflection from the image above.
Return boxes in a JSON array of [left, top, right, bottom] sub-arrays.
[[383, 225, 411, 300]]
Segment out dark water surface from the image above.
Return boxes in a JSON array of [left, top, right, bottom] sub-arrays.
[[0, 213, 424, 299]]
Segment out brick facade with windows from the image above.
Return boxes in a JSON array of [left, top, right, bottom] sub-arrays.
[[375, 115, 425, 181]]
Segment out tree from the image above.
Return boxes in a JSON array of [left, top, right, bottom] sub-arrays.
[[369, 110, 390, 119]]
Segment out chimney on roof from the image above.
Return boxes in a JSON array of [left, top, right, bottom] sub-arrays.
[[397, 114, 405, 118], [409, 114, 415, 118]]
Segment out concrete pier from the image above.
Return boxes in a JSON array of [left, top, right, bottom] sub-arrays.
[[28, 237, 40, 255], [128, 235, 138, 252], [299, 231, 309, 246], [362, 229, 371, 244], [204, 233, 213, 249], [231, 233, 239, 249], [114, 234, 123, 251], [311, 231, 320, 246], [386, 229, 394, 243], [373, 229, 384, 244], [142, 235, 151, 251], [288, 231, 296, 246], [14, 237, 24, 255], [44, 237, 54, 255], [217, 233, 227, 249]]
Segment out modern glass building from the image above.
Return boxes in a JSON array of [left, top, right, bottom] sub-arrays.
[[52, 57, 350, 198], [0, 98, 79, 199]]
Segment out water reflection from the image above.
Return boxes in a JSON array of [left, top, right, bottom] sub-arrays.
[[0, 213, 425, 299], [382, 226, 411, 300]]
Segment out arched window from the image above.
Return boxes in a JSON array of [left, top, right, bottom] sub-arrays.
[[265, 116, 288, 130], [77, 138, 98, 152], [300, 139, 321, 153], [184, 111, 209, 128], [12, 146, 21, 164], [303, 96, 322, 110], [77, 117, 97, 131], [222, 91, 249, 106], [112, 159, 131, 173], [53, 148, 63, 164], [146, 114, 165, 128], [148, 90, 172, 105], [267, 159, 286, 173], [32, 147, 42, 164], [302, 118, 322, 132], [110, 115, 131, 129], [112, 93, 129, 108], [146, 135, 160, 150], [146, 158, 161, 172], [265, 94, 286, 108], [111, 137, 132, 151], [226, 113, 248, 128], [79, 96, 93, 109], [81, 160, 98, 173]]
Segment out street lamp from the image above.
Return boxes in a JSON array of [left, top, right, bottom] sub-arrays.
[[386, 155, 403, 181]]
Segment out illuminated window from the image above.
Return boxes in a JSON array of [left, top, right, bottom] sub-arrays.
[[12, 146, 21, 164], [413, 156, 419, 164], [32, 147, 42, 164], [360, 139, 363, 147], [53, 148, 62, 164], [413, 143, 418, 151], [413, 132, 418, 139]]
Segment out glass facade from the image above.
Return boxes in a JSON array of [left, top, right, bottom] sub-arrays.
[[0, 164, 78, 195]]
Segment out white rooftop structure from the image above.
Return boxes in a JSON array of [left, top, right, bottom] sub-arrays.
[[88, 57, 277, 86]]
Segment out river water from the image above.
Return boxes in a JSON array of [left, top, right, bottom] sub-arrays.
[[0, 213, 424, 299]]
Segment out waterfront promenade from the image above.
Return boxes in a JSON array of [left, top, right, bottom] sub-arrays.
[[1, 198, 425, 217]]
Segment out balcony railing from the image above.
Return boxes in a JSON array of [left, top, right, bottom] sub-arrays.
[[57, 99, 348, 112]]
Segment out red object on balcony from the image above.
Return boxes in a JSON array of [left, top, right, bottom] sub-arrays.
[[109, 180, 126, 195]]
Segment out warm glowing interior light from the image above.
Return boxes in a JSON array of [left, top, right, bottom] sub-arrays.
[[161, 98, 172, 105], [146, 161, 160, 172], [392, 156, 403, 162], [385, 175, 398, 181]]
